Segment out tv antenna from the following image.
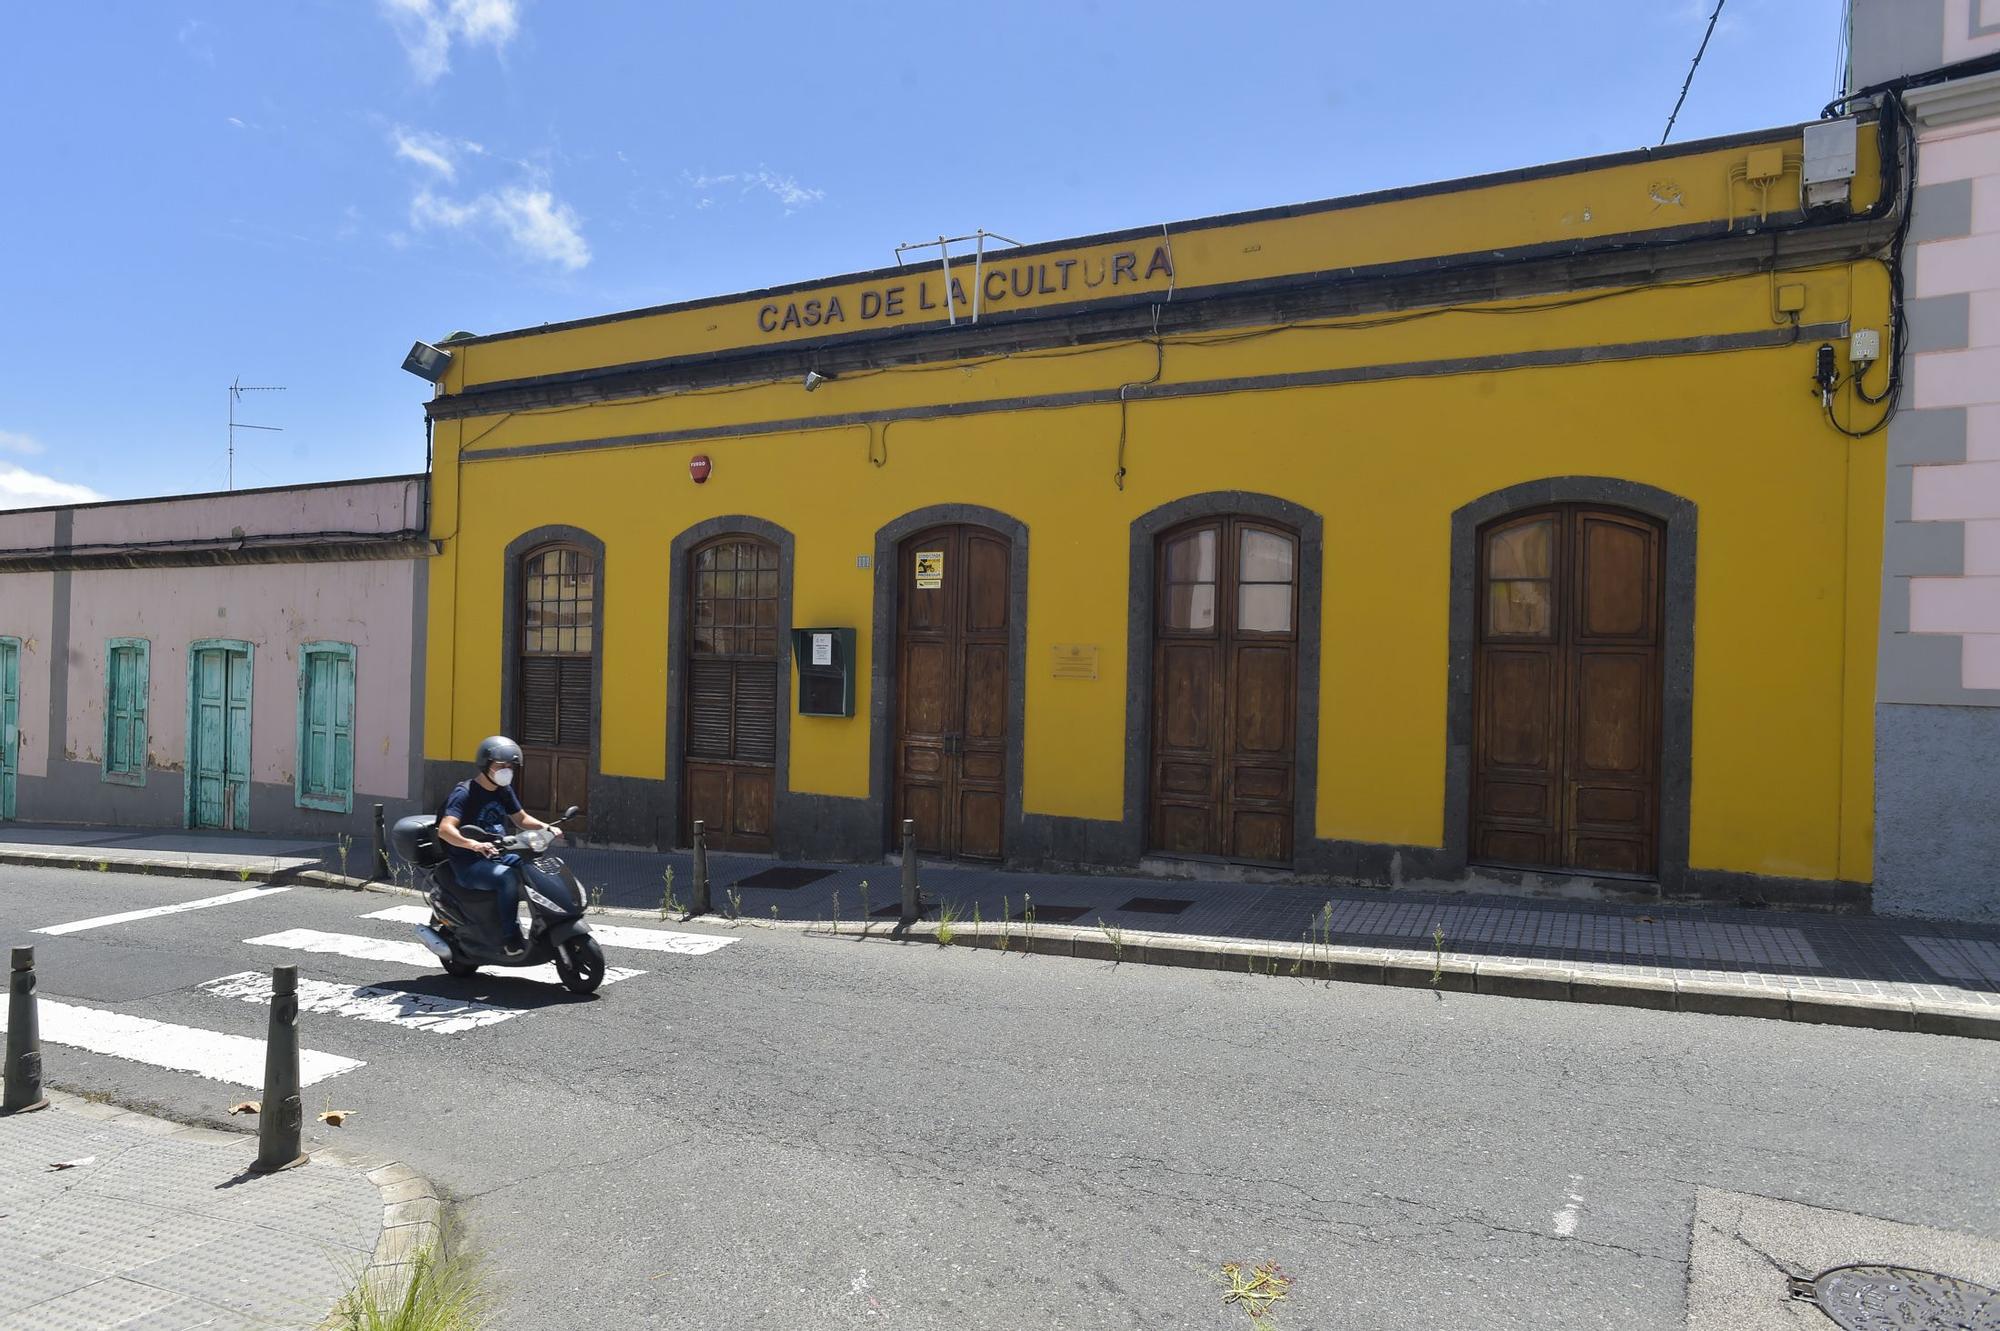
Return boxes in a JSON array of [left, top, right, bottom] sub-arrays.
[[893, 229, 1021, 325], [227, 378, 285, 491]]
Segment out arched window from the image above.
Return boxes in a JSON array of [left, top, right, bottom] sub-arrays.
[[517, 543, 595, 817], [685, 535, 779, 851]]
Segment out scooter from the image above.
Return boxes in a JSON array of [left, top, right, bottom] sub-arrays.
[[388, 807, 608, 995]]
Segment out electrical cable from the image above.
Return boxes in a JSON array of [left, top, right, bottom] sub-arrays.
[[1661, 0, 1728, 147], [1112, 308, 1165, 492]]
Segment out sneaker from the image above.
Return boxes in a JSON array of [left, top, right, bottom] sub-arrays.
[[501, 938, 528, 959]]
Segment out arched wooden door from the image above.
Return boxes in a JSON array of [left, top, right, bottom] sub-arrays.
[[1148, 517, 1299, 866], [1472, 505, 1663, 876], [895, 525, 1010, 861], [517, 543, 594, 827], [684, 534, 780, 853]]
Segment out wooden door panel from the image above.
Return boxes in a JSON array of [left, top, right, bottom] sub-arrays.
[[732, 769, 774, 842], [961, 643, 1007, 742], [1231, 764, 1289, 802], [900, 641, 951, 736], [958, 788, 1003, 860], [1574, 785, 1646, 827], [964, 536, 1009, 633], [960, 751, 1005, 782], [1157, 645, 1217, 751], [1572, 651, 1651, 776], [1570, 835, 1649, 875], [1155, 802, 1218, 858], [1229, 809, 1290, 865], [1480, 650, 1557, 770], [1230, 646, 1294, 755], [1479, 780, 1550, 819], [903, 782, 946, 854], [685, 764, 729, 833], [1576, 516, 1656, 641], [1478, 827, 1554, 866], [1157, 761, 1216, 797], [901, 745, 945, 777]]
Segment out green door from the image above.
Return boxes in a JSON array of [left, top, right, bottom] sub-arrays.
[[0, 637, 19, 821], [189, 641, 252, 830]]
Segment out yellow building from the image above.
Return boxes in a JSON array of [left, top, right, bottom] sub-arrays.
[[418, 116, 1898, 907]]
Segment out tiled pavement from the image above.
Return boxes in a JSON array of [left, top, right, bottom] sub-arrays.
[[3, 823, 1997, 1013]]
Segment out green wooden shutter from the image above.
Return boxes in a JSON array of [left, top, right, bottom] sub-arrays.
[[104, 638, 149, 785], [297, 642, 356, 813]]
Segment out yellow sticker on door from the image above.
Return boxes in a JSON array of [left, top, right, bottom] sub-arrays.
[[914, 550, 944, 590]]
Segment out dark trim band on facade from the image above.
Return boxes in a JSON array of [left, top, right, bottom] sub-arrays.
[[869, 505, 1030, 864], [497, 524, 612, 839], [458, 323, 1851, 466], [1443, 477, 1697, 897], [431, 220, 1886, 422], [0, 536, 431, 574], [662, 515, 796, 851], [435, 115, 1870, 354]]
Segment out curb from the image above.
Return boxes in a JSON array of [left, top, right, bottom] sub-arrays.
[[813, 919, 2000, 1042], [31, 847, 2000, 1042], [46, 1088, 449, 1309], [0, 846, 334, 886]]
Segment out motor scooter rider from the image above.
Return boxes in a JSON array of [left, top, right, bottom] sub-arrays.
[[435, 735, 563, 957]]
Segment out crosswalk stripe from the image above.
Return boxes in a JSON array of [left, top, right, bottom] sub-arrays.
[[35, 887, 290, 936], [242, 928, 644, 988], [363, 905, 739, 956], [200, 971, 522, 1033], [0, 998, 362, 1088]]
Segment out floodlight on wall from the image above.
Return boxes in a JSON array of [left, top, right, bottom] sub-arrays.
[[803, 369, 831, 391], [401, 340, 454, 383]]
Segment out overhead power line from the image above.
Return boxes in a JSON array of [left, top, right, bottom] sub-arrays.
[[1660, 0, 1728, 147]]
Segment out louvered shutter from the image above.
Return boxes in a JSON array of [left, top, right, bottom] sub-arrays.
[[557, 657, 593, 748], [688, 658, 734, 758], [732, 660, 778, 762], [520, 657, 561, 745]]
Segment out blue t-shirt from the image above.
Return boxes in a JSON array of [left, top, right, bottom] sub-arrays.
[[441, 778, 524, 871]]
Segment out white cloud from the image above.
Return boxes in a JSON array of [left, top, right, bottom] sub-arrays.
[[0, 430, 45, 456], [684, 168, 825, 214], [0, 463, 104, 509], [392, 127, 460, 180], [411, 183, 589, 270], [380, 0, 521, 83]]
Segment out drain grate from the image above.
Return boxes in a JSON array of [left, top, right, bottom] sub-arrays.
[[1789, 1265, 2000, 1330], [733, 866, 836, 891], [1117, 896, 1194, 915]]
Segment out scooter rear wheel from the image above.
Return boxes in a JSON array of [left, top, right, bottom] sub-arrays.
[[555, 936, 606, 995]]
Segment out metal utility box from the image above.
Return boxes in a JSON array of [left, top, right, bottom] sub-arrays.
[[792, 627, 856, 717]]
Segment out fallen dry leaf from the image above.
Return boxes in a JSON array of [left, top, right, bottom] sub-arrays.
[[48, 1156, 96, 1171], [1637, 916, 1658, 924], [317, 1110, 353, 1127], [228, 1101, 260, 1116]]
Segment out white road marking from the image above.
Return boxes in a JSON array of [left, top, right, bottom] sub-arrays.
[[243, 928, 644, 988], [1553, 1174, 1584, 1237], [34, 887, 290, 936], [200, 971, 523, 1034], [364, 904, 739, 955], [0, 999, 361, 1087]]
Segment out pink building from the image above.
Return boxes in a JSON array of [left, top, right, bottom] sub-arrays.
[[0, 475, 429, 839]]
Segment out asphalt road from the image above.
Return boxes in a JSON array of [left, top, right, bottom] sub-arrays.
[[3, 865, 1997, 1330]]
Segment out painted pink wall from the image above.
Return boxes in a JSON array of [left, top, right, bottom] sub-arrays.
[[64, 559, 418, 797], [66, 477, 424, 548], [0, 571, 56, 780]]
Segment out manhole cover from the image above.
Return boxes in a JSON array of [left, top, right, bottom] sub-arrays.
[[1791, 1265, 2000, 1330]]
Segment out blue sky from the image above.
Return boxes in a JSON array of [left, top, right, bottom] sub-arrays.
[[0, 1, 1847, 506]]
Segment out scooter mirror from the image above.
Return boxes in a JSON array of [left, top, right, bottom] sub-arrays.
[[562, 806, 580, 820]]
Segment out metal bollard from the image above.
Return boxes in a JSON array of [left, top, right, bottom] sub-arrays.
[[371, 804, 391, 881], [690, 820, 711, 916], [900, 819, 919, 925], [3, 947, 49, 1115], [251, 965, 308, 1173]]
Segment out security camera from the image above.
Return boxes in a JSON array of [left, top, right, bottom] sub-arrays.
[[803, 369, 831, 391]]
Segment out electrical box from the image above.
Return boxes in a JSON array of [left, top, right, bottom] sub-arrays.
[[1850, 329, 1882, 364], [792, 627, 856, 718], [1802, 118, 1857, 208], [1776, 284, 1807, 315], [1744, 147, 1785, 184]]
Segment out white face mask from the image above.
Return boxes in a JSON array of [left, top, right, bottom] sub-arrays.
[[490, 767, 515, 788]]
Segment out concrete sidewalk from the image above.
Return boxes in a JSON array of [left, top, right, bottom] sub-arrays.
[[3, 821, 1997, 1038], [0, 1090, 442, 1330]]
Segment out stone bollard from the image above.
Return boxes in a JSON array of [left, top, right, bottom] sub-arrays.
[[3, 946, 49, 1115], [900, 819, 919, 926], [251, 965, 308, 1173], [691, 820, 711, 916]]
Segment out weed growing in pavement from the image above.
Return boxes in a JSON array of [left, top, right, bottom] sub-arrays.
[[96, 860, 109, 873], [658, 867, 681, 921], [327, 1220, 494, 1331], [770, 904, 780, 925], [1431, 924, 1445, 987], [973, 901, 982, 941], [336, 833, 352, 879], [1022, 893, 1034, 954], [935, 898, 961, 945], [1216, 1260, 1293, 1331], [858, 879, 871, 922], [588, 885, 606, 915], [237, 866, 254, 883], [830, 889, 841, 936], [1292, 932, 1306, 977], [1098, 917, 1125, 964], [725, 887, 742, 922], [998, 896, 1011, 952]]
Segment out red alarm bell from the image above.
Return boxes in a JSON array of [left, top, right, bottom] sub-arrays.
[[689, 454, 712, 484]]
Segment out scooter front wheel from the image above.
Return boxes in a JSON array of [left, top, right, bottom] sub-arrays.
[[441, 954, 480, 978], [555, 935, 606, 995]]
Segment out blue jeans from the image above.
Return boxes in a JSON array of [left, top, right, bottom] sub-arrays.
[[453, 855, 523, 946]]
